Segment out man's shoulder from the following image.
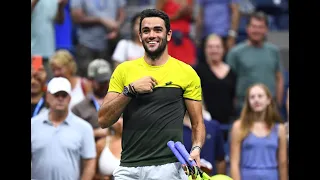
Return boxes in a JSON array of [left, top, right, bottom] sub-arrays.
[[264, 42, 280, 52], [116, 57, 142, 70], [169, 56, 197, 75], [229, 41, 249, 54], [31, 111, 48, 126], [69, 113, 93, 131]]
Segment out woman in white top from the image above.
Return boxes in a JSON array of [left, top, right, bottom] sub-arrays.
[[49, 50, 91, 109], [95, 116, 123, 180], [112, 13, 145, 68]]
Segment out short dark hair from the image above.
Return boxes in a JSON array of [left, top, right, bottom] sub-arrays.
[[247, 11, 269, 26], [139, 9, 170, 33]]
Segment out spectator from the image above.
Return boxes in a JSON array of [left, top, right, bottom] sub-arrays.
[[229, 83, 287, 180], [49, 50, 91, 109], [226, 11, 284, 115], [31, 64, 48, 118], [94, 116, 123, 180], [71, 0, 126, 76], [195, 34, 236, 133], [112, 13, 145, 68], [31, 77, 96, 180], [156, 0, 196, 66], [72, 59, 112, 141], [55, 0, 73, 52], [31, 0, 67, 79], [196, 0, 240, 62], [183, 112, 226, 176]]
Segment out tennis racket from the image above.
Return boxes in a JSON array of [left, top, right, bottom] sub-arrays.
[[167, 141, 232, 180]]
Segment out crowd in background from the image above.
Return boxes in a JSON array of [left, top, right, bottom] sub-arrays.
[[31, 0, 289, 179]]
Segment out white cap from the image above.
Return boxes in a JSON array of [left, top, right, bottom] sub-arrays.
[[47, 77, 72, 95]]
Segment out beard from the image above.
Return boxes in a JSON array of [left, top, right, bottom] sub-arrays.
[[142, 37, 167, 61]]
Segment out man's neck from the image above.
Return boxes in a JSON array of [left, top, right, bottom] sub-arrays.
[[144, 51, 169, 66], [93, 94, 104, 105], [248, 39, 264, 47], [31, 92, 44, 104], [49, 110, 68, 125]]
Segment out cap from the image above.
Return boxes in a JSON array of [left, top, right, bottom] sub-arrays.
[[87, 59, 112, 82], [47, 77, 72, 95]]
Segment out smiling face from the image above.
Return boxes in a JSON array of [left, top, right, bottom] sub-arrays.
[[248, 85, 271, 113], [139, 17, 172, 60]]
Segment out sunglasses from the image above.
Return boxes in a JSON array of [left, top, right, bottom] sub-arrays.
[[53, 92, 69, 98]]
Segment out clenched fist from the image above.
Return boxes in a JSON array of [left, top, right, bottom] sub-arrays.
[[130, 76, 157, 94]]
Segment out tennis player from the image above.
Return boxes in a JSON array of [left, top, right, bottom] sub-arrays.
[[98, 8, 206, 180]]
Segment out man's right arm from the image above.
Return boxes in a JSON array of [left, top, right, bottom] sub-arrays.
[[98, 92, 131, 129], [70, 0, 101, 25]]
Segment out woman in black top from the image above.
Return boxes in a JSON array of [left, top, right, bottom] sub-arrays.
[[195, 34, 236, 133]]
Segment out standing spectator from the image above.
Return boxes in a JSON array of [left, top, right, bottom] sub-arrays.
[[112, 13, 145, 68], [156, 0, 196, 66], [31, 0, 67, 79], [31, 77, 96, 180], [94, 116, 123, 180], [183, 112, 226, 176], [55, 0, 73, 52], [226, 11, 284, 115], [196, 0, 240, 62], [229, 83, 288, 180], [31, 64, 48, 118], [72, 59, 112, 141], [49, 50, 91, 109], [71, 0, 126, 76], [195, 34, 236, 131]]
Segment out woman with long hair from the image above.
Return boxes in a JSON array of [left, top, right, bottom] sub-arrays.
[[49, 49, 91, 109], [230, 83, 288, 180]]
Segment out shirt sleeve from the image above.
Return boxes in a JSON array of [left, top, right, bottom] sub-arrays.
[[70, 0, 82, 9], [112, 40, 128, 63], [81, 124, 96, 159], [183, 67, 202, 101], [108, 63, 126, 93], [226, 49, 238, 74]]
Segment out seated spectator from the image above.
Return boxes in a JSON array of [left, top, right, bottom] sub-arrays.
[[183, 112, 226, 176], [72, 59, 112, 141], [31, 77, 96, 180], [156, 0, 196, 66], [226, 11, 284, 115], [31, 64, 48, 118], [195, 34, 236, 138], [112, 13, 145, 68], [230, 83, 287, 180], [70, 0, 126, 76], [49, 49, 91, 109], [94, 116, 123, 180], [31, 0, 67, 79]]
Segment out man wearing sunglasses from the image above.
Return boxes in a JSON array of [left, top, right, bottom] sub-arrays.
[[31, 77, 96, 180]]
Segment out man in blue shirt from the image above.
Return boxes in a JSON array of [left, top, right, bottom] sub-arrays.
[[183, 113, 226, 175], [31, 77, 96, 180]]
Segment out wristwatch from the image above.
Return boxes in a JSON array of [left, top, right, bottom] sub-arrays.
[[123, 86, 135, 98], [228, 30, 238, 38], [191, 146, 202, 152]]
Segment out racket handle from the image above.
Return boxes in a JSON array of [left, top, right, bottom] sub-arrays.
[[167, 141, 188, 165], [174, 142, 197, 167]]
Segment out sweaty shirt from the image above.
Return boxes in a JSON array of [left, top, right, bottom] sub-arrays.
[[108, 56, 202, 167]]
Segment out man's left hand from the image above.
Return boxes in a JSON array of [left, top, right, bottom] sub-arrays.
[[189, 148, 201, 167]]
